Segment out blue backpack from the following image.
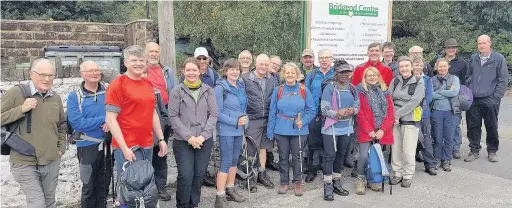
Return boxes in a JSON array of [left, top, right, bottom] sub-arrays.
[[365, 141, 393, 195]]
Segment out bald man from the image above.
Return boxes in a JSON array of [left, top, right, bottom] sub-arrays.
[[240, 54, 280, 191], [464, 35, 509, 163], [66, 60, 112, 207], [2, 58, 67, 207]]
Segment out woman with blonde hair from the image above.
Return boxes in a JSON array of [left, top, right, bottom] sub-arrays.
[[355, 67, 395, 195], [267, 63, 315, 196]]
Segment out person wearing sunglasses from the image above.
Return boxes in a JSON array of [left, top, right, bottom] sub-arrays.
[[180, 47, 220, 88]]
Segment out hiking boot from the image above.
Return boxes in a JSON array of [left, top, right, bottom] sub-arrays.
[[332, 179, 349, 196], [425, 168, 438, 176], [488, 152, 498, 163], [323, 183, 334, 201], [464, 152, 479, 162], [278, 185, 288, 194], [305, 166, 318, 183], [293, 181, 303, 196], [257, 171, 275, 189], [266, 152, 279, 171], [453, 151, 462, 159], [343, 161, 354, 168], [226, 187, 246, 203], [441, 161, 452, 172], [356, 176, 366, 195], [215, 194, 229, 208], [158, 186, 172, 201], [401, 179, 412, 188], [390, 176, 402, 185], [368, 183, 382, 192], [203, 173, 216, 187]]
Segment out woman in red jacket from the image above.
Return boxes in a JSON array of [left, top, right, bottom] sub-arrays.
[[355, 66, 395, 195]]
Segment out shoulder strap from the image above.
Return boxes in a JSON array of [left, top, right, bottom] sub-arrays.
[[208, 68, 215, 83], [392, 78, 400, 93], [16, 84, 32, 133], [309, 68, 317, 84], [299, 83, 306, 100], [277, 85, 284, 100], [76, 88, 85, 113]]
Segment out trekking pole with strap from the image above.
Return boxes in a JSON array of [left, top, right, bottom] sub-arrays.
[[237, 115, 250, 201], [296, 113, 304, 184]]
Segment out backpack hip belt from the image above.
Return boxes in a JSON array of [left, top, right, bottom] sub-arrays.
[[277, 113, 295, 120]]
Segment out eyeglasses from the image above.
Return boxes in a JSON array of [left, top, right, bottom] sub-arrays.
[[196, 57, 208, 61], [31, 70, 55, 79], [319, 56, 332, 61], [81, 70, 101, 74], [365, 74, 379, 78]]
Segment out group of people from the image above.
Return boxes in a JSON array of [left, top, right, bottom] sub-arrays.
[[1, 34, 508, 208]]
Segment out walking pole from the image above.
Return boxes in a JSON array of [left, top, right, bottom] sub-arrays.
[[332, 127, 337, 152], [238, 115, 250, 201], [297, 113, 304, 184]]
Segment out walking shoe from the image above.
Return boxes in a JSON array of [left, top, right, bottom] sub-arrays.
[[323, 183, 334, 201], [401, 179, 412, 188], [158, 186, 172, 201], [441, 161, 452, 172], [293, 181, 303, 196], [305, 166, 318, 183], [368, 183, 382, 192], [453, 151, 462, 159], [203, 172, 216, 187], [332, 179, 349, 196], [464, 152, 479, 162], [226, 187, 246, 203], [425, 168, 438, 176], [488, 152, 498, 163], [214, 194, 229, 208], [266, 152, 280, 171], [390, 176, 402, 185], [257, 171, 275, 189], [278, 185, 288, 194], [356, 176, 366, 195]]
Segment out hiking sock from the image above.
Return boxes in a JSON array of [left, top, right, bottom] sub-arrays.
[[217, 192, 226, 196], [323, 175, 333, 183], [333, 172, 342, 180], [226, 184, 234, 188], [258, 167, 266, 173]]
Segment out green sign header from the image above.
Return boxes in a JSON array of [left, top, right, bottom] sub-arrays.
[[328, 3, 379, 17]]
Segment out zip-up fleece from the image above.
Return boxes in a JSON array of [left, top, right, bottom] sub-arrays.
[[241, 72, 279, 120], [1, 84, 67, 165], [320, 83, 360, 135], [466, 51, 509, 99], [67, 82, 107, 147], [430, 55, 468, 85], [214, 78, 248, 136], [388, 76, 425, 121], [267, 82, 315, 139], [168, 83, 218, 141]]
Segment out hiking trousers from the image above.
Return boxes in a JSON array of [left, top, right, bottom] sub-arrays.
[[77, 143, 111, 208], [419, 117, 436, 169], [356, 142, 371, 176], [431, 111, 458, 161], [466, 96, 501, 153], [391, 124, 420, 180], [173, 139, 213, 208], [322, 134, 351, 176], [275, 134, 303, 185], [153, 134, 170, 189], [11, 158, 60, 208], [453, 113, 463, 153], [307, 117, 323, 168]]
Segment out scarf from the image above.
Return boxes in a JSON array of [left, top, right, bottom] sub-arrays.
[[367, 84, 387, 128], [184, 79, 202, 90]]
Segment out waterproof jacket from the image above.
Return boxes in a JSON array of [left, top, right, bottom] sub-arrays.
[[241, 72, 279, 120], [356, 85, 394, 145], [214, 78, 248, 136], [432, 74, 461, 114], [352, 61, 394, 87], [67, 82, 107, 147], [320, 82, 360, 136], [388, 75, 426, 122], [421, 75, 433, 119], [305, 67, 334, 114], [430, 55, 468, 85], [267, 82, 315, 139], [162, 65, 178, 95], [1, 82, 67, 165], [466, 51, 509, 99], [168, 83, 218, 141]]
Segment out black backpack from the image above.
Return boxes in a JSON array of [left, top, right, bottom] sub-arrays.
[[118, 148, 158, 208]]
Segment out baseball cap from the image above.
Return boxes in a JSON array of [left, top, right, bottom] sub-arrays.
[[302, 49, 314, 57], [194, 47, 209, 58], [335, 64, 354, 73]]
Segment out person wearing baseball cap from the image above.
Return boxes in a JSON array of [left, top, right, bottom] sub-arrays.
[[300, 49, 316, 77], [429, 38, 469, 159], [180, 47, 220, 88]]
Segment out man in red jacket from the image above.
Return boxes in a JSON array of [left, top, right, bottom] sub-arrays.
[[351, 42, 394, 87]]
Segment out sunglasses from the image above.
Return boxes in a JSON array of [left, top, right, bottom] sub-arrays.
[[196, 57, 208, 61]]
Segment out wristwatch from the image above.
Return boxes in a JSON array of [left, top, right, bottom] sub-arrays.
[[159, 138, 165, 142]]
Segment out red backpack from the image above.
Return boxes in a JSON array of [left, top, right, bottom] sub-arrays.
[[277, 83, 307, 100]]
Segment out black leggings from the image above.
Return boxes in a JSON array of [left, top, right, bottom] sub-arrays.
[[322, 134, 351, 176]]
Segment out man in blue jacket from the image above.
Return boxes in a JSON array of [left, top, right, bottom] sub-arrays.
[[180, 47, 220, 87], [465, 35, 509, 163], [67, 61, 110, 208], [304, 49, 335, 182]]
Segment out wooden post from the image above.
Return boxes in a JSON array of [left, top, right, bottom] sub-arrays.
[[158, 1, 177, 71], [388, 0, 393, 41]]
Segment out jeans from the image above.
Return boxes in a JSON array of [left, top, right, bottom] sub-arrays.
[[322, 134, 351, 176], [432, 111, 458, 161], [466, 96, 501, 153], [275, 134, 303, 185], [453, 114, 462, 153], [113, 147, 153, 179], [173, 139, 213, 208], [419, 117, 436, 168], [356, 142, 371, 176], [218, 136, 243, 173], [78, 144, 111, 208]]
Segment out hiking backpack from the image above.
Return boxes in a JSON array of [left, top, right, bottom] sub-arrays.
[[316, 79, 356, 121], [277, 83, 307, 100], [236, 134, 259, 187], [118, 148, 159, 208], [391, 77, 424, 121], [458, 85, 473, 111], [365, 140, 392, 195]]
